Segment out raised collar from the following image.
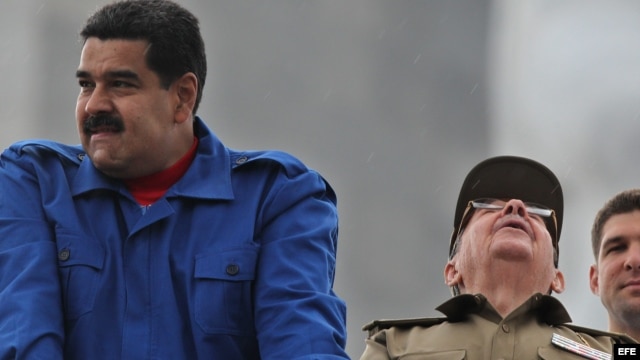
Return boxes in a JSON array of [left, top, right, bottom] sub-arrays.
[[435, 293, 573, 325]]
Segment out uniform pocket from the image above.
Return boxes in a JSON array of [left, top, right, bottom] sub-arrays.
[[538, 346, 600, 359], [399, 350, 466, 359], [56, 233, 105, 321], [194, 245, 259, 336]]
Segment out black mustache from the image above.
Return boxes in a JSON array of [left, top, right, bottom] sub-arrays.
[[83, 114, 124, 134]]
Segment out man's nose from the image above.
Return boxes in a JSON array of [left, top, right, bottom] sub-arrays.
[[83, 86, 113, 115], [624, 242, 640, 271], [500, 199, 527, 217]]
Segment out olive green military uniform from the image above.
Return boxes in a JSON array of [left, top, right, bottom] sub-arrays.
[[361, 294, 636, 359]]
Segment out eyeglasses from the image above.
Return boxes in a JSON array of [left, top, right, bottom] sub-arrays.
[[470, 198, 554, 218], [452, 198, 558, 257]]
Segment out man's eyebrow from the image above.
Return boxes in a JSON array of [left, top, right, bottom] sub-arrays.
[[76, 70, 90, 78], [602, 236, 624, 248], [75, 69, 140, 80]]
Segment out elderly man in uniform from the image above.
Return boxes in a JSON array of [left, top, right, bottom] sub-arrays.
[[360, 156, 636, 359], [590, 188, 640, 341]]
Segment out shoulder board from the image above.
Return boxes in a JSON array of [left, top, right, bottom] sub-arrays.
[[10, 140, 83, 165], [363, 317, 447, 337], [230, 150, 307, 177], [563, 323, 637, 344]]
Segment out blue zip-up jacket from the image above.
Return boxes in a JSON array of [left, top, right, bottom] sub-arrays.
[[0, 117, 348, 359]]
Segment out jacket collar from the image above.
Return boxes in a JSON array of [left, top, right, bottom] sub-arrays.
[[436, 293, 573, 325]]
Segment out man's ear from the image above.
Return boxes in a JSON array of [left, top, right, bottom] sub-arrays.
[[173, 72, 198, 124], [589, 264, 600, 295], [550, 269, 565, 294], [444, 260, 461, 287]]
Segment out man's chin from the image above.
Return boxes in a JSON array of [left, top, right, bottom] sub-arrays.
[[490, 239, 534, 262], [86, 148, 121, 169]]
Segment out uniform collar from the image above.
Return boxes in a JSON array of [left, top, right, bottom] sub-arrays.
[[436, 293, 572, 325], [71, 117, 234, 201]]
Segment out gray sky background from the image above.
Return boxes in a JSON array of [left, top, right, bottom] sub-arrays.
[[3, 1, 640, 358]]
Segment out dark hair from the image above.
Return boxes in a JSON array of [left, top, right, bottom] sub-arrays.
[[591, 188, 640, 259], [80, 0, 207, 114]]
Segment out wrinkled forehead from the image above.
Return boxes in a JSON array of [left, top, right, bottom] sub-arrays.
[[77, 38, 160, 83], [79, 38, 150, 67]]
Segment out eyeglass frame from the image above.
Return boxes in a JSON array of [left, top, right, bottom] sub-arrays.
[[450, 198, 559, 262]]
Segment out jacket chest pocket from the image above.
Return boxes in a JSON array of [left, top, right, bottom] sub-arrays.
[[399, 350, 466, 359], [194, 246, 259, 336], [56, 234, 105, 321], [538, 346, 610, 359]]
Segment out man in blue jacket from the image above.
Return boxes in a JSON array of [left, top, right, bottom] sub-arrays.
[[0, 0, 348, 358]]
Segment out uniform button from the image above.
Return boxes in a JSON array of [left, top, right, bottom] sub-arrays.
[[77, 153, 85, 161], [58, 248, 70, 261], [226, 264, 240, 275], [501, 324, 510, 333], [474, 295, 482, 304], [235, 156, 248, 165]]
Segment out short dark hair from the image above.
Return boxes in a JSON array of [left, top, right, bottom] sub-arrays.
[[591, 188, 640, 259], [80, 0, 207, 114]]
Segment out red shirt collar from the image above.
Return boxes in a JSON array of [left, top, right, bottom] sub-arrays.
[[124, 137, 199, 206]]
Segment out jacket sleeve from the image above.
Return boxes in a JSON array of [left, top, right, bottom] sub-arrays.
[[360, 331, 391, 360], [0, 147, 64, 358], [252, 165, 348, 359]]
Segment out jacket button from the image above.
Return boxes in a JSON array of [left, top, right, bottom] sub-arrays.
[[235, 156, 248, 165], [58, 248, 71, 261], [226, 264, 240, 275]]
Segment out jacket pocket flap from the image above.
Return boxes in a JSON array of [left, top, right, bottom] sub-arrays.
[[56, 233, 105, 270], [402, 350, 466, 359], [195, 246, 258, 281], [538, 346, 591, 359]]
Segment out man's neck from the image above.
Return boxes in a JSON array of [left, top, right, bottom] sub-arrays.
[[464, 263, 550, 318], [481, 287, 533, 318], [610, 319, 640, 342]]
